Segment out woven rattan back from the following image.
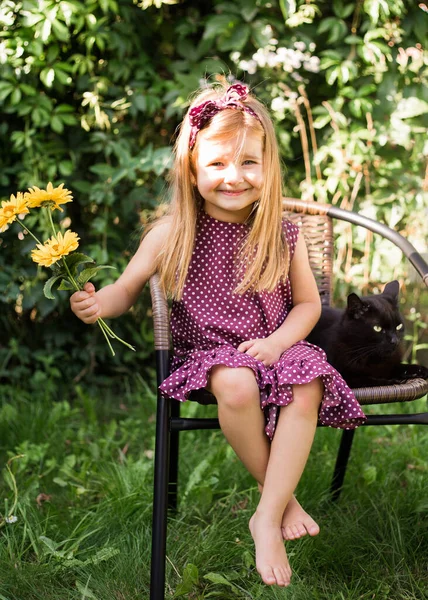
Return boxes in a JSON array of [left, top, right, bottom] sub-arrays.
[[283, 198, 333, 306]]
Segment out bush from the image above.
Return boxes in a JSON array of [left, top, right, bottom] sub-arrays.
[[1, 0, 426, 385]]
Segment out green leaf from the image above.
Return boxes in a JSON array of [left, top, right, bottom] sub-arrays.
[[44, 274, 66, 300], [173, 563, 199, 598], [57, 279, 75, 291], [52, 19, 70, 41], [218, 23, 251, 52], [362, 465, 377, 484], [0, 82, 14, 101], [40, 68, 55, 88], [204, 573, 240, 592], [20, 83, 37, 96], [39, 536, 59, 552], [203, 14, 237, 40], [63, 253, 95, 276], [51, 115, 64, 133], [10, 87, 22, 105], [77, 265, 115, 286]]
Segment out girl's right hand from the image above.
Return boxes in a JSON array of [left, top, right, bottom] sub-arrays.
[[70, 282, 101, 324]]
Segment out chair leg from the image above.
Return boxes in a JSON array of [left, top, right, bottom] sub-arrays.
[[330, 429, 356, 501], [168, 401, 180, 511], [150, 394, 171, 600]]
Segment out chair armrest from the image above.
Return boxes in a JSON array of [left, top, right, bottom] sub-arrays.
[[149, 273, 170, 351]]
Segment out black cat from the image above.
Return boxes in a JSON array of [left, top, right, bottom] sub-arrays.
[[307, 280, 428, 388]]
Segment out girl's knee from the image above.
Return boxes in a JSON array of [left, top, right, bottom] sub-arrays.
[[209, 366, 259, 410], [292, 378, 323, 417]]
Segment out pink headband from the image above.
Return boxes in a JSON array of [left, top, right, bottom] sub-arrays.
[[188, 83, 262, 149]]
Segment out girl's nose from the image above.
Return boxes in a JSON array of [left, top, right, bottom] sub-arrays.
[[223, 163, 243, 183]]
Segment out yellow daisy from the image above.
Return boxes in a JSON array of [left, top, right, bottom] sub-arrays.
[[25, 182, 73, 212], [31, 230, 80, 267], [0, 192, 29, 230]]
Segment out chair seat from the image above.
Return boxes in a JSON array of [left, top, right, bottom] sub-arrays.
[[187, 377, 428, 407]]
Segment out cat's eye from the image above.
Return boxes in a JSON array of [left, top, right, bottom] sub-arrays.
[[396, 323, 403, 331], [373, 325, 382, 333]]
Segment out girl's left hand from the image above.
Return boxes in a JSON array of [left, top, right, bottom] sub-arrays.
[[237, 338, 283, 367]]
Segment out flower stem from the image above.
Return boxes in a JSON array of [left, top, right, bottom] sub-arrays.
[[99, 318, 136, 351], [98, 320, 116, 357], [46, 207, 57, 238], [61, 257, 80, 292], [15, 218, 43, 245]]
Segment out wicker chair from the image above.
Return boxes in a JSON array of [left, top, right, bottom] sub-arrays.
[[149, 198, 428, 600]]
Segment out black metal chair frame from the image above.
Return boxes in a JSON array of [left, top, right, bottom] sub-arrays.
[[149, 200, 428, 600]]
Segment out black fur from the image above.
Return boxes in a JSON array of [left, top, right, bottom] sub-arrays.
[[307, 281, 428, 387]]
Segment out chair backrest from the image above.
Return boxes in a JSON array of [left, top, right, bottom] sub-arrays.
[[283, 198, 333, 307]]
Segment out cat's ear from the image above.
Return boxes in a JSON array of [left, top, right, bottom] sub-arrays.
[[383, 280, 399, 303], [347, 293, 368, 319]]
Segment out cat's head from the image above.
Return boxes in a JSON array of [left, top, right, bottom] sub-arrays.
[[344, 280, 404, 356]]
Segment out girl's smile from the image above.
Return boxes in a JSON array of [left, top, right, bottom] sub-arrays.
[[194, 131, 264, 223]]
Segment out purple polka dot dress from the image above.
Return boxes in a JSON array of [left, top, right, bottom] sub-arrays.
[[159, 211, 366, 439]]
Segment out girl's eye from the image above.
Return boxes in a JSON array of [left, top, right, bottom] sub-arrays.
[[243, 160, 256, 165], [396, 323, 403, 331], [373, 325, 382, 333]]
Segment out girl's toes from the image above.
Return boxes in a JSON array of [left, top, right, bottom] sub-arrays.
[[273, 567, 287, 587], [292, 524, 304, 538], [283, 526, 294, 540], [260, 567, 276, 586], [308, 522, 320, 536], [276, 566, 291, 587]]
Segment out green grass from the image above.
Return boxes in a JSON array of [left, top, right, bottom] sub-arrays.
[[0, 377, 427, 599]]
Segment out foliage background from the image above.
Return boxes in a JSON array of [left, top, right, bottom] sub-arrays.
[[1, 0, 427, 386], [0, 2, 427, 598]]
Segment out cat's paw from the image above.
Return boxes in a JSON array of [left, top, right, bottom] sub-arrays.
[[397, 364, 428, 381]]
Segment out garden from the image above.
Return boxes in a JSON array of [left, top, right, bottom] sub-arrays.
[[1, 1, 427, 598]]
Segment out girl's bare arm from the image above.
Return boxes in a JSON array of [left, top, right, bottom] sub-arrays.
[[268, 233, 321, 350], [70, 221, 171, 323]]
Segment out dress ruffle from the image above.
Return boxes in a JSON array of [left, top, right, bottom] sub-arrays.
[[159, 341, 366, 440]]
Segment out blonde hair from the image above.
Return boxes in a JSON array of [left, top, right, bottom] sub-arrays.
[[156, 81, 288, 299]]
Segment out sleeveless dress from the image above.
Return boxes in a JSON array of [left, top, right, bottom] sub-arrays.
[[159, 210, 366, 439]]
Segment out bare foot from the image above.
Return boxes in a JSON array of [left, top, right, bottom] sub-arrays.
[[249, 511, 292, 587], [281, 495, 320, 541]]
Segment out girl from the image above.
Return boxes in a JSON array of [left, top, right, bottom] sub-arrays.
[[71, 81, 366, 587]]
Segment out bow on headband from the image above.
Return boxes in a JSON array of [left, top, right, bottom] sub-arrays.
[[188, 83, 261, 149]]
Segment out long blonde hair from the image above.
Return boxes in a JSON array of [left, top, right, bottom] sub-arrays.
[[156, 81, 288, 299]]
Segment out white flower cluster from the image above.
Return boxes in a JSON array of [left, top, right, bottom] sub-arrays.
[[232, 41, 320, 76], [5, 515, 18, 523]]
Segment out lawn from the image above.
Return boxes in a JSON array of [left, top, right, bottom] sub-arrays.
[[0, 375, 427, 599]]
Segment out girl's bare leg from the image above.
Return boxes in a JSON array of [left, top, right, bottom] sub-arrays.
[[249, 378, 322, 586], [209, 366, 322, 586], [208, 365, 270, 485]]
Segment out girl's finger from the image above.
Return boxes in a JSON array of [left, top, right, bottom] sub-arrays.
[[83, 282, 96, 294], [238, 340, 254, 353]]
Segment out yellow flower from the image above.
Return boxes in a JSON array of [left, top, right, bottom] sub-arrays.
[[25, 182, 73, 212], [0, 192, 29, 231], [31, 230, 80, 267]]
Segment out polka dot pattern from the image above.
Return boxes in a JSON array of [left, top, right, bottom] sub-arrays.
[[159, 210, 366, 439]]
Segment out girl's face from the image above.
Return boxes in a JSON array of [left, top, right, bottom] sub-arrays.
[[193, 130, 264, 223]]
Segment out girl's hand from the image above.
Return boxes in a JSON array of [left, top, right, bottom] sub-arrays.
[[70, 282, 101, 324], [237, 338, 283, 367]]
